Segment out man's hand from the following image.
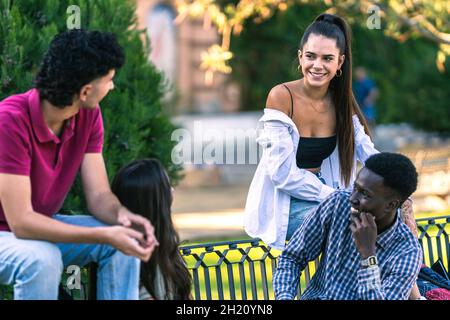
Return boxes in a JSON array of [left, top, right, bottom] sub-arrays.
[[349, 212, 377, 259], [400, 198, 418, 239], [102, 225, 156, 262], [117, 206, 158, 248]]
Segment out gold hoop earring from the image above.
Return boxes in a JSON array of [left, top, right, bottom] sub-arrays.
[[297, 65, 303, 75], [335, 69, 342, 77]]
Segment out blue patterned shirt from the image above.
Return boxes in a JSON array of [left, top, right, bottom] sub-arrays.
[[273, 191, 422, 300]]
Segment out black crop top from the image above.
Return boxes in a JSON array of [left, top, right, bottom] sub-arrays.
[[296, 136, 337, 169], [281, 84, 337, 169]]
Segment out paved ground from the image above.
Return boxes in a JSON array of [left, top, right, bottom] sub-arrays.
[[172, 185, 250, 242], [172, 185, 249, 214], [173, 208, 247, 243]]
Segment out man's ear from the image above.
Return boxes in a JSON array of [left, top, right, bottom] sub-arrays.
[[78, 84, 93, 102], [385, 199, 401, 212]]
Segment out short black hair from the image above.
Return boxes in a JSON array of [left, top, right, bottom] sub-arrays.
[[34, 29, 124, 107], [365, 152, 418, 201]]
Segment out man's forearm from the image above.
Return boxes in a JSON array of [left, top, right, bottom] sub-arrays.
[[13, 210, 108, 244], [357, 265, 384, 299], [87, 191, 122, 225], [273, 255, 302, 300]]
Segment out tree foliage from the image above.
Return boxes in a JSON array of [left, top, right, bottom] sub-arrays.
[[229, 2, 450, 132], [174, 0, 450, 79]]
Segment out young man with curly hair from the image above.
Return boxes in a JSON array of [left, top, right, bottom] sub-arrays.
[[0, 29, 158, 300], [274, 152, 423, 300]]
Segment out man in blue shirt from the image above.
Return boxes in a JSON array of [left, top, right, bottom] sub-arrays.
[[274, 152, 422, 300]]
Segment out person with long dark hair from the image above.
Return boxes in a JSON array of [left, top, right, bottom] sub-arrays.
[[245, 13, 378, 250], [112, 159, 192, 300]]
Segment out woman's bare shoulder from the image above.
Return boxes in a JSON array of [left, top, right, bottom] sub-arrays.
[[265, 83, 292, 116]]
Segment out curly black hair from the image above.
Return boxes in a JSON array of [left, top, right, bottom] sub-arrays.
[[34, 29, 124, 108], [365, 152, 418, 201]]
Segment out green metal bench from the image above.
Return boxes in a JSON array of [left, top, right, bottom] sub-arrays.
[[180, 215, 450, 300]]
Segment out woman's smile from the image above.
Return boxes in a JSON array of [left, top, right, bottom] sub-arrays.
[[308, 71, 328, 80]]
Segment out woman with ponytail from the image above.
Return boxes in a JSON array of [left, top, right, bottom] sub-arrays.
[[244, 13, 378, 249], [111, 159, 192, 300]]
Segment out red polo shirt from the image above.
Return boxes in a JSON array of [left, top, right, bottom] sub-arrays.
[[0, 89, 104, 231]]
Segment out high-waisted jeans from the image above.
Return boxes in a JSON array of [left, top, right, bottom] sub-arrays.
[[286, 171, 326, 241]]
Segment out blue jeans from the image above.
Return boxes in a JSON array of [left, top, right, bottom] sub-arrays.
[[285, 172, 325, 241], [0, 214, 140, 300]]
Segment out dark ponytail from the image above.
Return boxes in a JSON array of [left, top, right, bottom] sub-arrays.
[[300, 13, 371, 187]]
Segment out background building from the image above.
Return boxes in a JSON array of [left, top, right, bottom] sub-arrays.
[[135, 0, 240, 114]]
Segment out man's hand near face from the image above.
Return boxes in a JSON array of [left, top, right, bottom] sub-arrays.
[[349, 211, 377, 259]]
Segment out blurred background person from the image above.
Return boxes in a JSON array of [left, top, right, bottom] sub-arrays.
[[354, 66, 379, 129]]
